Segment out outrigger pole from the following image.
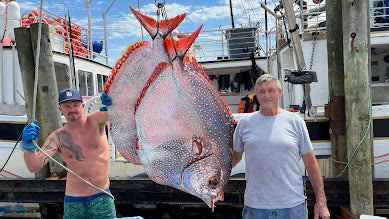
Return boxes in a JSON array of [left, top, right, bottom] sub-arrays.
[[67, 9, 76, 88]]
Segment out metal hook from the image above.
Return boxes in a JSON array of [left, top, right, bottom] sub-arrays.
[[155, 0, 165, 8]]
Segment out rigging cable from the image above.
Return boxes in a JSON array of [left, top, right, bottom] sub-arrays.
[[240, 0, 251, 24], [29, 0, 113, 199], [0, 122, 26, 178], [158, 1, 180, 61], [335, 90, 373, 178], [138, 0, 144, 41]]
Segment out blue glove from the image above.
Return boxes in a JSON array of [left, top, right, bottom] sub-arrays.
[[100, 91, 112, 111], [21, 120, 40, 151]]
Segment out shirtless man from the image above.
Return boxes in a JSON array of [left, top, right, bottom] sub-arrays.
[[21, 88, 116, 218]]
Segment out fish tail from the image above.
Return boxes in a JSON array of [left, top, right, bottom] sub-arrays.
[[104, 41, 150, 93], [134, 62, 171, 114], [129, 4, 186, 39], [164, 24, 203, 61]]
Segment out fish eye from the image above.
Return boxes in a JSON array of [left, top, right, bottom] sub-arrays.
[[208, 177, 218, 189]]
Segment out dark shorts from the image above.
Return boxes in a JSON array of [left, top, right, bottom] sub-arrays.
[[242, 202, 307, 219], [63, 189, 116, 219]]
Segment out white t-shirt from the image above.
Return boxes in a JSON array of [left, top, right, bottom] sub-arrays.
[[233, 110, 313, 209]]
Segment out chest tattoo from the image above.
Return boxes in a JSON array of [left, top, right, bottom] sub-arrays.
[[56, 131, 85, 161]]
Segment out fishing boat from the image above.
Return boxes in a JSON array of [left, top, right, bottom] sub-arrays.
[[188, 0, 389, 181], [0, 2, 108, 177], [0, 0, 388, 218]]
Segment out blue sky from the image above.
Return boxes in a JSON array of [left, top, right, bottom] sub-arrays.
[[16, 0, 276, 65]]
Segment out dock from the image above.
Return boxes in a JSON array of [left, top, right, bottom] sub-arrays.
[[0, 177, 388, 218]]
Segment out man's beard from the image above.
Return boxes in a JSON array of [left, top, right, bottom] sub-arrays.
[[68, 112, 80, 121]]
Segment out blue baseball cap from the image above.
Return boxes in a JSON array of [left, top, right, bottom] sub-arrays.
[[58, 88, 82, 104]]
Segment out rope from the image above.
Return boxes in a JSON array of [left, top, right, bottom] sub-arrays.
[[330, 157, 389, 166], [32, 0, 43, 123], [28, 0, 114, 200], [336, 90, 373, 178], [31, 141, 114, 199], [159, 3, 180, 61], [0, 122, 26, 178]]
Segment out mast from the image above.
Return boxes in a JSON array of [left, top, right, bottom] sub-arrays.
[[281, 0, 314, 112], [229, 0, 235, 28]]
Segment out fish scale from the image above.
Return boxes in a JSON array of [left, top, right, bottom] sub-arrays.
[[135, 60, 234, 208], [106, 41, 151, 165], [105, 5, 186, 165]]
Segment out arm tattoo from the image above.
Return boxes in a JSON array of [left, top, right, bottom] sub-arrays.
[[37, 137, 57, 163], [56, 131, 85, 161]]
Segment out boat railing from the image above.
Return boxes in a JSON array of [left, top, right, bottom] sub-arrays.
[[294, 2, 327, 34], [370, 0, 389, 30], [187, 26, 276, 63], [19, 8, 108, 65], [190, 1, 389, 63], [294, 1, 389, 32]]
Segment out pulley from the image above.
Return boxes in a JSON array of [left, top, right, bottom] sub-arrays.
[[155, 0, 165, 9], [284, 69, 317, 84]]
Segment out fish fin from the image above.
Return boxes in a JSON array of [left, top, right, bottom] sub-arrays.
[[185, 56, 208, 78], [129, 4, 186, 39], [134, 62, 171, 114], [164, 24, 203, 61], [104, 41, 150, 93]]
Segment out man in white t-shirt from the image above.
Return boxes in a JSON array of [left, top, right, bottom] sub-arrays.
[[232, 74, 330, 219]]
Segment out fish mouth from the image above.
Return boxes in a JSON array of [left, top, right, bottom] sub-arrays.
[[181, 153, 221, 205], [183, 153, 215, 172], [181, 153, 215, 188]]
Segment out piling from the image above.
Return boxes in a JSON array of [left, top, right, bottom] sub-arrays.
[[326, 0, 347, 178], [342, 0, 374, 216], [14, 27, 49, 179], [29, 23, 65, 176]]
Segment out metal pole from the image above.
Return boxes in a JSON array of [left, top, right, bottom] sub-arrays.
[[261, 3, 281, 18], [0, 43, 3, 104], [103, 13, 108, 65], [86, 0, 93, 59], [264, 0, 270, 74], [276, 23, 284, 108], [12, 43, 16, 104], [103, 0, 116, 66], [138, 0, 144, 41]]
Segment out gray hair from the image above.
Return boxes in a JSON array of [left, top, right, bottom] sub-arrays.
[[254, 74, 282, 91]]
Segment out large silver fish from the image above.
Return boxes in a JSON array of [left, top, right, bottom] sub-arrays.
[[134, 28, 235, 208], [105, 5, 185, 164]]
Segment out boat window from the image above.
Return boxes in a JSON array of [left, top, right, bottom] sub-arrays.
[[55, 63, 71, 92], [97, 74, 108, 93], [87, 72, 94, 96], [78, 70, 94, 96]]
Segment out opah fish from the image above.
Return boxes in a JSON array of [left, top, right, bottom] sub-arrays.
[[104, 5, 185, 164], [134, 27, 235, 208]]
